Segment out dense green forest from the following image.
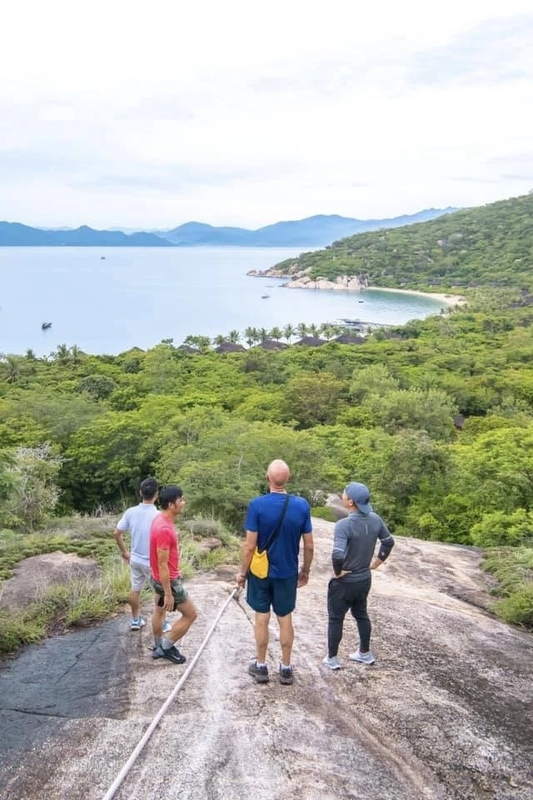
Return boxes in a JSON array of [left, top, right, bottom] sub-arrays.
[[1, 192, 532, 637], [273, 193, 533, 291]]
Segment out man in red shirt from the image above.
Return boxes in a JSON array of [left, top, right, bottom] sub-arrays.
[[150, 485, 198, 664]]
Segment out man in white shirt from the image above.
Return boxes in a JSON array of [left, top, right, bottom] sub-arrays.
[[113, 477, 169, 633]]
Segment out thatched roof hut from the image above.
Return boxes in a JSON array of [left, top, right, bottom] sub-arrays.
[[177, 345, 201, 355], [294, 336, 327, 347], [254, 339, 289, 351], [214, 342, 246, 353], [333, 334, 366, 345]]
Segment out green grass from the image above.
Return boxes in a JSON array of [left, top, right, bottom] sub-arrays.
[[482, 546, 533, 628], [0, 515, 119, 581], [310, 506, 337, 522], [0, 513, 242, 655]]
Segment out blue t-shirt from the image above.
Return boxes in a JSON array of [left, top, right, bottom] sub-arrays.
[[245, 493, 312, 578]]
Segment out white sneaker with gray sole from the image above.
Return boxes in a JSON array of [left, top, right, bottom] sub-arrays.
[[322, 655, 341, 670], [349, 649, 375, 664]]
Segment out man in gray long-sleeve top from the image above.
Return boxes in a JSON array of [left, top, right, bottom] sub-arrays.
[[322, 482, 394, 670]]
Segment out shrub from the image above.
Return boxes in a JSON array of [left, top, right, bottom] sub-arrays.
[[310, 506, 337, 522], [493, 584, 533, 627]]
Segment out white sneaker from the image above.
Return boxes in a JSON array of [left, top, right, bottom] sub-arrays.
[[130, 616, 146, 631], [322, 655, 341, 670], [349, 649, 375, 664]]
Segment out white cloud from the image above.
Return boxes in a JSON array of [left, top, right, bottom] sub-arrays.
[[1, 0, 533, 227]]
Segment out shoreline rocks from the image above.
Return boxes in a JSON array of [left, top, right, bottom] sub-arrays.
[[283, 275, 366, 291], [247, 267, 367, 292]]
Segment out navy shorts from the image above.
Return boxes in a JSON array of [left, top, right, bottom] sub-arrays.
[[246, 573, 298, 617]]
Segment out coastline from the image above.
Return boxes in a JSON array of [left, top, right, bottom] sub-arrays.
[[366, 286, 467, 307], [277, 272, 467, 306]]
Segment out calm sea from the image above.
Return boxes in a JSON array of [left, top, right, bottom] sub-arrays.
[[0, 247, 445, 356]]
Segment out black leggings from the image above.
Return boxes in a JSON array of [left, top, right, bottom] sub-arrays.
[[327, 576, 371, 657]]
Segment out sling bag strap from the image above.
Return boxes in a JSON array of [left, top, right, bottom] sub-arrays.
[[258, 494, 291, 554]]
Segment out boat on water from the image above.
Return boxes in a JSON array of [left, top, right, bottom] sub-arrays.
[[261, 294, 270, 299], [41, 322, 52, 330]]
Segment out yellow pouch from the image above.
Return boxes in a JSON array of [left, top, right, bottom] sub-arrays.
[[249, 547, 269, 579]]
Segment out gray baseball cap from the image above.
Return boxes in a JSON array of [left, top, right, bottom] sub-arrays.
[[345, 482, 373, 515]]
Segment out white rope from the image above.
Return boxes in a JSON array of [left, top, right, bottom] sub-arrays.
[[102, 587, 238, 800]]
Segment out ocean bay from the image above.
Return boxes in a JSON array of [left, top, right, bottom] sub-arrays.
[[0, 246, 446, 355]]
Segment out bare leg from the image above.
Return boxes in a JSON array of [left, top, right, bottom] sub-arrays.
[[167, 598, 198, 644], [130, 590, 141, 619], [277, 613, 294, 665], [254, 611, 270, 662], [152, 593, 165, 640]]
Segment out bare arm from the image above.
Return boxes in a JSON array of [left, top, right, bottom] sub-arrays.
[[236, 530, 258, 587], [298, 532, 314, 587], [113, 528, 130, 562]]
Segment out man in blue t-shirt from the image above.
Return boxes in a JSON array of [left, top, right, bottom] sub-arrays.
[[236, 459, 314, 686]]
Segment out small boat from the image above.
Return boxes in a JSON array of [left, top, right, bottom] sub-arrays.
[[41, 322, 52, 330], [261, 294, 270, 299], [101, 256, 106, 260]]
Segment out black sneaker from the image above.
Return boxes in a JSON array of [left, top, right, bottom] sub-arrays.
[[279, 666, 294, 685], [248, 659, 269, 683], [152, 644, 186, 664]]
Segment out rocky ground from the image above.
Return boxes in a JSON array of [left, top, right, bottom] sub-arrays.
[[1, 520, 532, 800]]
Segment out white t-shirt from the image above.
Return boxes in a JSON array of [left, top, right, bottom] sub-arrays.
[[117, 503, 159, 566]]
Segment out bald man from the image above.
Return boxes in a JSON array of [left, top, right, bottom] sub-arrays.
[[236, 460, 314, 685]]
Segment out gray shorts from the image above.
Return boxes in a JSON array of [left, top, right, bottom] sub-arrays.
[[151, 577, 188, 610], [130, 562, 151, 592]]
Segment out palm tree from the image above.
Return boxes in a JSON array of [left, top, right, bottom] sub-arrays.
[[4, 355, 22, 383], [213, 334, 228, 347], [308, 323, 320, 338], [269, 326, 283, 341], [228, 329, 241, 344], [319, 323, 336, 341], [53, 344, 71, 364], [182, 335, 211, 352], [258, 327, 269, 342], [70, 344, 83, 363], [297, 322, 308, 339], [283, 323, 296, 344], [244, 327, 258, 347], [25, 348, 38, 361], [196, 335, 212, 352]]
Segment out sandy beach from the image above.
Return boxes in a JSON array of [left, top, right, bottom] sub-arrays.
[[367, 286, 467, 306]]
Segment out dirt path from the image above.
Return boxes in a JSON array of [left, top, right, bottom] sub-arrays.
[[2, 520, 532, 800]]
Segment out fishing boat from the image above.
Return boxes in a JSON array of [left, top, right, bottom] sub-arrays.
[[261, 294, 270, 299], [41, 322, 52, 330]]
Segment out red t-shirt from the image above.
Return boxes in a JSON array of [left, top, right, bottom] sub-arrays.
[[150, 513, 180, 581]]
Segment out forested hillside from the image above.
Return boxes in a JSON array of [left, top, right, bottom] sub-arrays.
[[1, 194, 533, 636], [273, 193, 533, 291]]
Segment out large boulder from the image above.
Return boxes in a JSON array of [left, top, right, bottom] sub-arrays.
[[0, 552, 101, 612]]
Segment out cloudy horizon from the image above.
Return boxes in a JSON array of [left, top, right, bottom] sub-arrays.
[[1, 0, 533, 229]]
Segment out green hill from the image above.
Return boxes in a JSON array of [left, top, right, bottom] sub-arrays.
[[272, 193, 533, 291]]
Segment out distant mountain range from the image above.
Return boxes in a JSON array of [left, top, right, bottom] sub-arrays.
[[0, 208, 458, 247], [161, 209, 458, 246], [0, 223, 171, 247]]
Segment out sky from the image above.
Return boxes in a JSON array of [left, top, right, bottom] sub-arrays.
[[1, 0, 533, 229]]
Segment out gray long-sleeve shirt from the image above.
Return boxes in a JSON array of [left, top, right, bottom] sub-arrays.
[[332, 510, 394, 581]]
